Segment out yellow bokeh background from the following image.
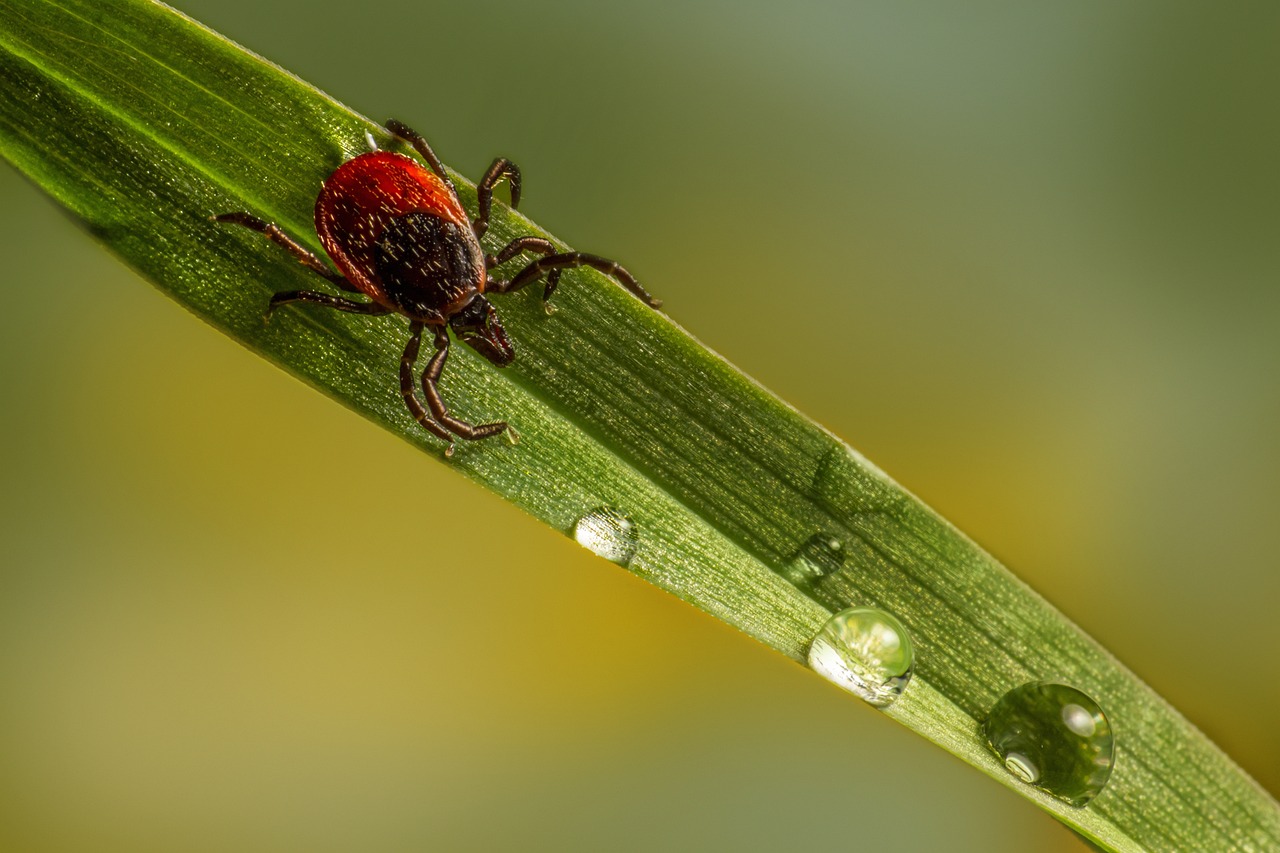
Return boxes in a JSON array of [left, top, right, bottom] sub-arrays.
[[2, 1, 1277, 849]]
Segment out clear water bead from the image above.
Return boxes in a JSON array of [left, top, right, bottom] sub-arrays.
[[572, 507, 638, 566], [781, 533, 847, 585], [983, 682, 1115, 806], [808, 606, 915, 707]]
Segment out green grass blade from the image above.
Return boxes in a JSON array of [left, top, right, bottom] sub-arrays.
[[1, 1, 1276, 849]]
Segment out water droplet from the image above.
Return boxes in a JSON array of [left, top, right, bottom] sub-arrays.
[[780, 533, 847, 585], [811, 444, 907, 515], [808, 606, 915, 707], [572, 507, 638, 566], [983, 682, 1115, 806]]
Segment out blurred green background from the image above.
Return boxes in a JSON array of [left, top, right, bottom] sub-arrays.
[[2, 1, 1278, 850]]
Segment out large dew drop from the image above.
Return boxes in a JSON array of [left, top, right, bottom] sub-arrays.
[[808, 606, 915, 707], [572, 507, 639, 566], [983, 681, 1115, 806]]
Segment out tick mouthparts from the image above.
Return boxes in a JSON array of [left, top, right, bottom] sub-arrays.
[[460, 322, 514, 367]]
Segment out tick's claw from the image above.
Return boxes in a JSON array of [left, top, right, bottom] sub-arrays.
[[505, 424, 521, 446], [542, 301, 557, 316], [444, 442, 456, 458]]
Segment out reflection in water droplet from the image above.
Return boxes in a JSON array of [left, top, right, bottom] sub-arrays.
[[573, 507, 638, 566], [808, 606, 914, 707], [1004, 753, 1040, 784], [1062, 704, 1097, 737], [780, 533, 846, 586], [983, 682, 1115, 806]]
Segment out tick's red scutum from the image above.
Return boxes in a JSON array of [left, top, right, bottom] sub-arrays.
[[315, 151, 481, 314]]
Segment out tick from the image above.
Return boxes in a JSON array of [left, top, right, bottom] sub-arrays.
[[216, 119, 661, 454]]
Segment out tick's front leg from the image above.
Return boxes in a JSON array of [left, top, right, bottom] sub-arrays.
[[399, 321, 456, 453], [421, 327, 517, 447]]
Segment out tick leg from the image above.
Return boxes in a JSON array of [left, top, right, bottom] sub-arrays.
[[473, 158, 522, 240], [485, 236, 562, 314], [385, 119, 457, 199], [266, 290, 392, 321], [489, 252, 662, 309], [484, 236, 556, 269], [214, 212, 357, 292], [421, 327, 513, 444], [400, 321, 456, 452]]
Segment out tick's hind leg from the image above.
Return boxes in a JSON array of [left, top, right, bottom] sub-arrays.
[[213, 212, 357, 292], [265, 290, 392, 322], [490, 251, 661, 309], [385, 119, 456, 197], [421, 327, 516, 447]]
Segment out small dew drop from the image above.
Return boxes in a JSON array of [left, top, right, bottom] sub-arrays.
[[808, 606, 915, 708], [811, 444, 907, 514], [781, 533, 847, 585], [983, 682, 1115, 806], [573, 507, 638, 566]]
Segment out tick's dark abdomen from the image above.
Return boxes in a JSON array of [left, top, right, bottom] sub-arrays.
[[314, 150, 483, 321], [375, 212, 484, 318]]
